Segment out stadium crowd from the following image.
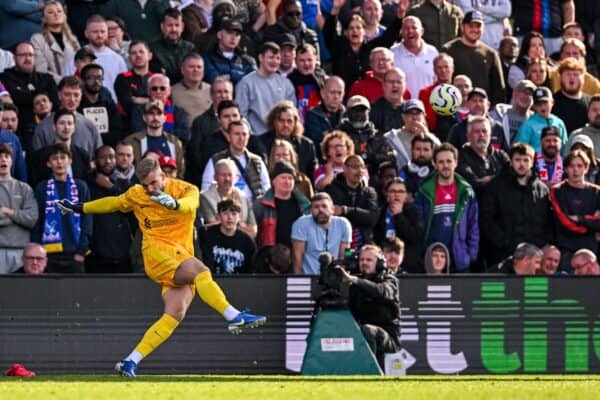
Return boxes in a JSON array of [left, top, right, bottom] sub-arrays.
[[1, 0, 600, 277]]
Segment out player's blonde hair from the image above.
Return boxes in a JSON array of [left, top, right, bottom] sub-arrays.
[[136, 157, 161, 181]]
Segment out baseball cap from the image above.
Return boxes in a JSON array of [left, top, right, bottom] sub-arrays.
[[219, 18, 243, 33], [159, 154, 177, 169], [515, 79, 536, 94], [74, 47, 96, 61], [570, 134, 594, 149], [277, 33, 297, 48], [467, 87, 488, 101], [533, 87, 553, 103], [463, 10, 484, 24], [347, 95, 370, 110], [540, 126, 561, 140], [144, 99, 165, 113], [402, 99, 425, 113]]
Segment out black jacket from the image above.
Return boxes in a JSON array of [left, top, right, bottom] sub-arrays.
[[27, 144, 91, 187], [448, 117, 509, 153], [259, 132, 317, 178], [370, 97, 404, 134], [349, 270, 401, 344], [457, 145, 509, 196], [262, 20, 320, 56], [480, 168, 552, 263], [324, 173, 379, 244]]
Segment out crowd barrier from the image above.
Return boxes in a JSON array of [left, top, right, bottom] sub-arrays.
[[0, 275, 598, 375]]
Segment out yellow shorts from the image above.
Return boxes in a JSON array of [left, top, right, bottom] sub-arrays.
[[142, 242, 194, 289]]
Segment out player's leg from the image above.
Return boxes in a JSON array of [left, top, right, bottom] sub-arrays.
[[174, 257, 266, 333], [116, 286, 194, 377]]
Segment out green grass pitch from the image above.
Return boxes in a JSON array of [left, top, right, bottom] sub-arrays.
[[1, 375, 599, 400]]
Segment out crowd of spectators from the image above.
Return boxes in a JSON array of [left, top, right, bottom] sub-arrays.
[[1, 0, 600, 277]]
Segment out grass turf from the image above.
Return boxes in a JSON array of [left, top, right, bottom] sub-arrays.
[[0, 375, 599, 400]]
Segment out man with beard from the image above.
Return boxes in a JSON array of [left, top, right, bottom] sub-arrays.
[[85, 145, 135, 273], [370, 67, 406, 133], [489, 79, 535, 145], [114, 142, 136, 185], [263, 0, 319, 56], [400, 135, 435, 200], [415, 143, 479, 272], [457, 116, 509, 197], [567, 96, 600, 158], [552, 57, 591, 134], [291, 192, 351, 274], [79, 64, 124, 147], [535, 126, 564, 187]]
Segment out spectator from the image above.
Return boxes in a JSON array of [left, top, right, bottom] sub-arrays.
[[124, 100, 185, 178], [30, 1, 80, 83], [516, 86, 568, 154], [375, 161, 398, 205], [406, 0, 462, 50], [337, 95, 394, 179], [235, 42, 295, 135], [233, 0, 266, 32], [200, 158, 257, 239], [130, 73, 190, 144], [541, 244, 563, 275], [570, 248, 600, 275], [442, 11, 505, 105], [85, 145, 135, 273], [0, 104, 27, 182], [508, 31, 548, 90], [202, 19, 257, 85], [114, 141, 136, 184], [0, 2, 43, 50], [32, 76, 102, 158], [535, 126, 564, 186], [549, 38, 600, 96], [179, 0, 210, 44], [0, 144, 38, 274], [489, 79, 535, 145], [385, 99, 440, 171], [374, 177, 424, 273], [276, 33, 296, 75], [0, 103, 18, 134], [457, 116, 509, 197], [305, 76, 345, 161], [314, 130, 354, 190], [399, 135, 435, 200], [391, 16, 438, 100], [171, 53, 211, 126], [199, 198, 256, 274], [79, 63, 124, 146], [255, 160, 310, 248], [347, 47, 395, 103], [567, 95, 600, 158], [359, 0, 385, 42], [101, 0, 170, 43], [424, 242, 450, 275], [64, 15, 128, 102], [158, 154, 177, 178], [550, 150, 600, 269], [454, 0, 511, 50], [498, 36, 519, 99], [419, 52, 454, 134], [0, 41, 59, 148], [263, 0, 319, 56], [0, 49, 15, 74], [14, 243, 47, 275], [344, 244, 400, 368], [323, 0, 406, 88], [489, 242, 543, 275], [260, 100, 317, 178], [548, 22, 595, 67], [382, 236, 406, 275], [32, 93, 53, 125], [511, 0, 575, 54], [370, 67, 406, 134], [32, 143, 92, 273], [436, 74, 474, 141], [526, 57, 552, 88], [28, 109, 92, 187], [552, 57, 591, 134], [287, 43, 326, 121], [150, 8, 196, 84], [291, 191, 351, 274], [325, 155, 378, 249], [106, 16, 131, 68], [569, 135, 600, 184], [415, 143, 479, 272], [268, 139, 314, 199], [480, 143, 552, 265], [202, 120, 270, 201]]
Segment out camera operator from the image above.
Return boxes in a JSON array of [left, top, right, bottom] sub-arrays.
[[336, 244, 401, 368]]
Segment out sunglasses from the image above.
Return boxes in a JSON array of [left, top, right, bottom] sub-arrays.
[[151, 86, 167, 91], [287, 11, 301, 16]]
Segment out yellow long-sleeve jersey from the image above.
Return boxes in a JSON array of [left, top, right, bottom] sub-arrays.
[[83, 178, 199, 254]]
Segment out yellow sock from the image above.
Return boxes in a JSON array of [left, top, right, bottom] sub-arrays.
[[134, 313, 179, 357], [194, 270, 231, 315]]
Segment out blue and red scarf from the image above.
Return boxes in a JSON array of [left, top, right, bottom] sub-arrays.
[[41, 176, 81, 253]]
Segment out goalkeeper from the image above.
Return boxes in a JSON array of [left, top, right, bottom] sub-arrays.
[[57, 157, 266, 378]]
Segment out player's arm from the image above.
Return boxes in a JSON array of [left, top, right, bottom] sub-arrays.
[[174, 184, 199, 212], [58, 196, 131, 215]]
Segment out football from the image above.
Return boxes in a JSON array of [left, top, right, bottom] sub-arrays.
[[429, 83, 462, 116]]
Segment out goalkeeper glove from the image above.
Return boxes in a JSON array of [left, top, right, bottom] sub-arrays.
[[150, 191, 179, 210], [56, 199, 84, 215]]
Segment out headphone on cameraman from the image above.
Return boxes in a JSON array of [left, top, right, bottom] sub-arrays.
[[375, 253, 387, 273]]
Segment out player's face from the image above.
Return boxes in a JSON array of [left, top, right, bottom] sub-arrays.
[[510, 153, 533, 177], [141, 168, 167, 195], [220, 209, 240, 230], [434, 150, 457, 180], [358, 249, 378, 275], [0, 152, 12, 177]]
